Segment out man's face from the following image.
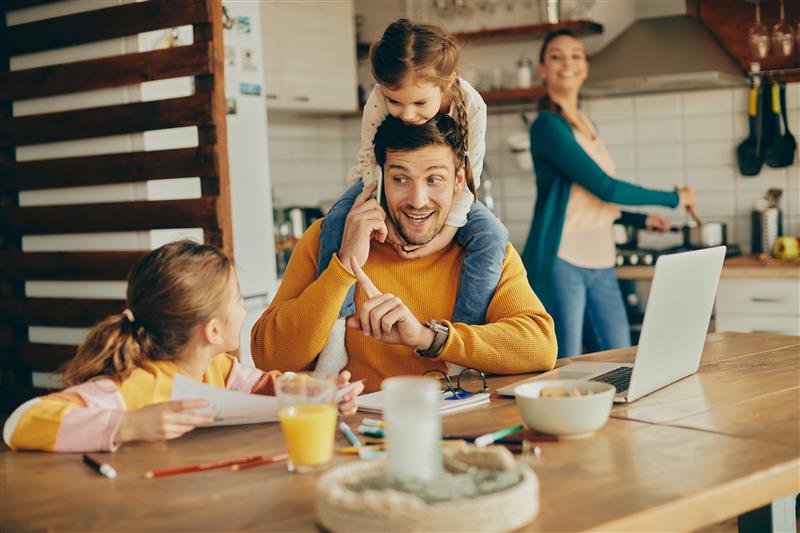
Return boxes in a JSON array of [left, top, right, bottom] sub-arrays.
[[383, 144, 465, 246]]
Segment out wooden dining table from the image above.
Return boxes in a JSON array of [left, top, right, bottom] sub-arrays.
[[1, 332, 798, 532]]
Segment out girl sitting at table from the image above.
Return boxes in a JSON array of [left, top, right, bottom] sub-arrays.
[[3, 240, 363, 452]]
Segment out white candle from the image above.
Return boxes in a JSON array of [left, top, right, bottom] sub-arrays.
[[383, 377, 442, 481]]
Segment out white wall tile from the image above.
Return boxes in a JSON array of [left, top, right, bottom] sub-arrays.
[[593, 121, 635, 145], [606, 145, 636, 170], [685, 142, 736, 166], [735, 188, 769, 217], [637, 169, 683, 190], [506, 221, 531, 250], [684, 115, 733, 142], [585, 96, 634, 121], [681, 89, 733, 115], [784, 189, 799, 218], [731, 87, 751, 113], [787, 83, 799, 110], [686, 166, 735, 191], [785, 216, 800, 237], [787, 164, 800, 189], [695, 191, 735, 217], [502, 196, 535, 223], [635, 117, 682, 143], [633, 93, 681, 118], [636, 143, 683, 169], [735, 166, 787, 190]]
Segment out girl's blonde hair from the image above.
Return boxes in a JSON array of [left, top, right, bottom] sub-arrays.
[[370, 19, 473, 191], [61, 240, 233, 386]]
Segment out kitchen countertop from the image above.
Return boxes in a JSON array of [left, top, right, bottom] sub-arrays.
[[616, 253, 800, 280]]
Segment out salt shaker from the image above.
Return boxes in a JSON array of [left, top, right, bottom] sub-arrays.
[[383, 377, 442, 480]]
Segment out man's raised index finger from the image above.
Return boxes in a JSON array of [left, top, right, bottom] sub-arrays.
[[350, 256, 382, 298]]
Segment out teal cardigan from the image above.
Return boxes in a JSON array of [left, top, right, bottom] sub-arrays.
[[521, 111, 680, 310]]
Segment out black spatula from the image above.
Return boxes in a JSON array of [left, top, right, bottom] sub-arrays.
[[737, 82, 763, 176], [765, 82, 797, 168]]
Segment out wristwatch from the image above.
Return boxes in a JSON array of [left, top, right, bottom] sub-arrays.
[[415, 320, 450, 358]]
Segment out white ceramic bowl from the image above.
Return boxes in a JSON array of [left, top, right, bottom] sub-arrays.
[[514, 380, 615, 438]]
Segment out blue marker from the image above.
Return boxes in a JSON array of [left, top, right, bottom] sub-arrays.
[[339, 422, 362, 448]]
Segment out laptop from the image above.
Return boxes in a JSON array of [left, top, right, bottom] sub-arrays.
[[497, 246, 726, 403]]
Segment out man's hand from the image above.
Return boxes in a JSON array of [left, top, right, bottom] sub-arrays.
[[645, 213, 671, 233], [345, 257, 435, 351], [338, 181, 388, 274], [115, 400, 213, 445]]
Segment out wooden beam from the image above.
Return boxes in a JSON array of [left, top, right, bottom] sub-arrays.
[[0, 42, 213, 101], [0, 197, 219, 235], [3, 0, 209, 56], [0, 146, 216, 192], [0, 297, 125, 327], [0, 94, 213, 147], [0, 342, 77, 372], [0, 251, 147, 280], [194, 0, 233, 257]]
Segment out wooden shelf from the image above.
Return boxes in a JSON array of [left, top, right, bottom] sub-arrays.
[[479, 86, 546, 106], [454, 20, 603, 45]]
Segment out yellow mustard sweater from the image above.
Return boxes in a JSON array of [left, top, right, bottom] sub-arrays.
[[252, 219, 557, 393]]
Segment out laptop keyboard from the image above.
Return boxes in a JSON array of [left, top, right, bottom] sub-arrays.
[[590, 366, 632, 393]]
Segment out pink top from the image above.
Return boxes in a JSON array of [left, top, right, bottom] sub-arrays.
[[557, 117, 621, 269]]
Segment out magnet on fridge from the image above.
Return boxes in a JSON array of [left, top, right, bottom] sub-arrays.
[[236, 16, 251, 33], [242, 48, 257, 71], [239, 82, 262, 96], [226, 98, 237, 115], [224, 46, 236, 67]]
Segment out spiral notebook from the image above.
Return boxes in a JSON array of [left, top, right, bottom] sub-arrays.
[[356, 390, 490, 415]]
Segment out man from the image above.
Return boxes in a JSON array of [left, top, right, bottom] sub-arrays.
[[252, 115, 556, 391]]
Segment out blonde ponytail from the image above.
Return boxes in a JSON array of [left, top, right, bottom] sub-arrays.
[[61, 313, 146, 386], [59, 240, 233, 386]]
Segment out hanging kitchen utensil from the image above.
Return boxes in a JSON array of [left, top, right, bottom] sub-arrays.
[[759, 80, 781, 164], [736, 78, 763, 176], [765, 82, 796, 168], [686, 205, 704, 227]]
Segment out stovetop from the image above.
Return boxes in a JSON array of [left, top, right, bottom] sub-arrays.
[[616, 243, 741, 266]]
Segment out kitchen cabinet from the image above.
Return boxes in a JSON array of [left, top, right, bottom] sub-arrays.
[[715, 279, 800, 335], [261, 0, 358, 112]]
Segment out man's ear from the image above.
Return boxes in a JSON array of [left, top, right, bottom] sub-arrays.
[[454, 166, 466, 195], [200, 318, 225, 346]]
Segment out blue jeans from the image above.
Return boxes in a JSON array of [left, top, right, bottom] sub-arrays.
[[317, 180, 508, 324], [550, 257, 631, 359]]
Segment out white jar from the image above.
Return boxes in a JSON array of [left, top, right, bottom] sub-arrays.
[[383, 377, 441, 480], [517, 58, 532, 89]]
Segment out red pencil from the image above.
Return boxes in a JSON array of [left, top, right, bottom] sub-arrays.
[[144, 454, 263, 479], [230, 453, 289, 471]]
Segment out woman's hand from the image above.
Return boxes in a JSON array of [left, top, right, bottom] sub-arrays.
[[336, 370, 364, 416], [677, 186, 697, 210], [645, 213, 671, 233], [115, 400, 213, 445]]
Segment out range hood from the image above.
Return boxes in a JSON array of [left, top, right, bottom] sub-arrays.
[[583, 15, 747, 96]]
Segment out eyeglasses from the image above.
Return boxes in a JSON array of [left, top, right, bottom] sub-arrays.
[[423, 368, 488, 400]]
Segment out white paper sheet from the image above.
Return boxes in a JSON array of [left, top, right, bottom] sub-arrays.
[[170, 373, 280, 427]]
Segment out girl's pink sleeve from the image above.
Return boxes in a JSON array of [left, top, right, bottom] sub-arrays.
[[225, 358, 282, 396], [3, 379, 126, 453]]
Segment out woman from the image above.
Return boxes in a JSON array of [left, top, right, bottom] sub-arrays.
[[521, 29, 697, 359]]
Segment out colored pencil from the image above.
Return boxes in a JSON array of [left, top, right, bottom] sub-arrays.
[[144, 454, 263, 479], [230, 453, 289, 471]]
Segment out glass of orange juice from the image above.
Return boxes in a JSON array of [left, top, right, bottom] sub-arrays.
[[276, 373, 337, 473]]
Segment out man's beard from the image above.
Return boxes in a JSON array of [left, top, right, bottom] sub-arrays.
[[387, 206, 446, 246]]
